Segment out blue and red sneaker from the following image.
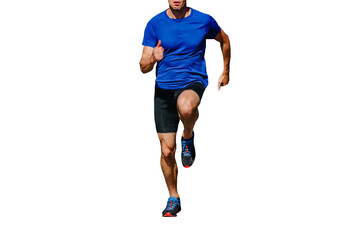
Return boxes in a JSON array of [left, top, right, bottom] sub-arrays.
[[181, 132, 196, 168], [162, 196, 181, 217]]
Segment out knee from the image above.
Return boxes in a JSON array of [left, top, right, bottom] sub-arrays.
[[161, 144, 176, 163], [178, 99, 196, 118]]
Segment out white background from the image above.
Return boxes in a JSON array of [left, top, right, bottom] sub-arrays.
[[1, 0, 359, 239]]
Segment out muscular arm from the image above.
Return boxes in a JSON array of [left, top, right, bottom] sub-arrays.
[[139, 40, 164, 74], [139, 46, 157, 73], [215, 29, 231, 90]]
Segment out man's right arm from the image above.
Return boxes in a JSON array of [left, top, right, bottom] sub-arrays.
[[139, 40, 164, 74], [139, 46, 157, 74]]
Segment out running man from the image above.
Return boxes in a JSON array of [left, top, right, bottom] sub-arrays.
[[139, 0, 231, 217]]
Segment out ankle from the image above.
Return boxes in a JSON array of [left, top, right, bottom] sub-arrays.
[[170, 194, 180, 199], [182, 130, 193, 140]]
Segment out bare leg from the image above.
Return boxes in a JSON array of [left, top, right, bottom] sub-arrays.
[[158, 132, 179, 198], [177, 90, 201, 139]]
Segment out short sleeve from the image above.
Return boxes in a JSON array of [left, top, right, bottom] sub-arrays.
[[206, 16, 221, 39], [142, 21, 158, 47]]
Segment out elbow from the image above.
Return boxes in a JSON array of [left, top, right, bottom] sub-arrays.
[[140, 65, 152, 74], [140, 65, 146, 74], [139, 56, 155, 73], [139, 61, 149, 74]]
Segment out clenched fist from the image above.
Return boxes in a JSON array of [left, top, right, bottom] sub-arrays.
[[218, 72, 230, 90], [154, 40, 164, 62]]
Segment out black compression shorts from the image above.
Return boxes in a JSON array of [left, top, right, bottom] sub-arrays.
[[154, 82, 205, 133]]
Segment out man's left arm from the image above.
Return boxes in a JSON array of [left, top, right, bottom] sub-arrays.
[[215, 29, 231, 90]]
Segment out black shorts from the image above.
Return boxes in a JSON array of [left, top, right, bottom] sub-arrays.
[[154, 82, 206, 133]]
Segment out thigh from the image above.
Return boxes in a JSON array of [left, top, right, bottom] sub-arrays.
[[157, 132, 177, 150], [177, 89, 201, 111], [154, 87, 180, 133], [176, 82, 205, 110]]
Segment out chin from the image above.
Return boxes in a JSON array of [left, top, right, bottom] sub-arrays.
[[172, 6, 182, 10]]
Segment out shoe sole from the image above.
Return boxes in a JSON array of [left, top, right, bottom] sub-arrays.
[[162, 210, 181, 217]]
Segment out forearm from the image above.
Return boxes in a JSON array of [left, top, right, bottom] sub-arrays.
[[220, 34, 231, 74]]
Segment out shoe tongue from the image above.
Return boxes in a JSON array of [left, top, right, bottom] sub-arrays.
[[182, 132, 194, 141], [182, 136, 193, 141], [168, 196, 179, 202]]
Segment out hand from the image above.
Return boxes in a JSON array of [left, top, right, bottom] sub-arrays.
[[154, 40, 164, 62], [217, 72, 230, 90]]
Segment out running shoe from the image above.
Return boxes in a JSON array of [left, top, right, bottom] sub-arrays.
[[162, 196, 181, 217], [181, 131, 196, 168]]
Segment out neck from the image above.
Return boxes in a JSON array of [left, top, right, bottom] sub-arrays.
[[167, 6, 190, 19]]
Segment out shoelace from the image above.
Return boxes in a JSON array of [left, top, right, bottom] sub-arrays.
[[166, 200, 179, 211], [182, 139, 193, 155]]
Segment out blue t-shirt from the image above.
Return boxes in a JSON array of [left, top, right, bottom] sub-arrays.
[[142, 8, 221, 89]]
